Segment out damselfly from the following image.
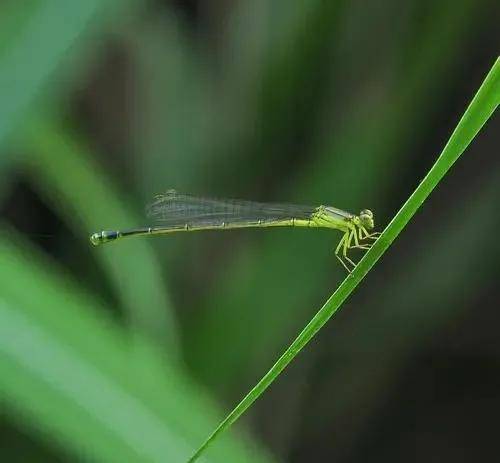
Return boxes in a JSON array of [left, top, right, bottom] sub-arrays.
[[90, 190, 380, 271]]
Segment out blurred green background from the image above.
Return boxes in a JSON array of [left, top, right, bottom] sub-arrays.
[[1, 1, 499, 462]]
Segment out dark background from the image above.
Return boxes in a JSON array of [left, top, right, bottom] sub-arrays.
[[1, 1, 499, 462]]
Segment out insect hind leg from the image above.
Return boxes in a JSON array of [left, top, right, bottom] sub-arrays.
[[335, 231, 354, 273]]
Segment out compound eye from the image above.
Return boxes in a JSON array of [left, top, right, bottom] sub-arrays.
[[359, 209, 374, 229]]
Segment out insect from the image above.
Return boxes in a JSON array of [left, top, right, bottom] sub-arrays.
[[90, 190, 380, 272]]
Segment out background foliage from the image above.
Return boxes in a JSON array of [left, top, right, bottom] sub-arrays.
[[1, 1, 499, 462]]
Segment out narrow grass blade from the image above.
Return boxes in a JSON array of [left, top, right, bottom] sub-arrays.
[[188, 57, 500, 462]]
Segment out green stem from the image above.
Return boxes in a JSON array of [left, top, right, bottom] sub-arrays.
[[188, 57, 500, 463]]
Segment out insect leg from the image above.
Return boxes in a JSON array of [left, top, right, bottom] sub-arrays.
[[335, 231, 352, 273], [363, 229, 382, 240], [349, 226, 371, 250], [343, 229, 357, 268]]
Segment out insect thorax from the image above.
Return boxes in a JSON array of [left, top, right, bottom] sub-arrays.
[[312, 206, 351, 230]]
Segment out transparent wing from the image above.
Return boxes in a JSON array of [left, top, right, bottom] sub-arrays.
[[146, 190, 316, 228]]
